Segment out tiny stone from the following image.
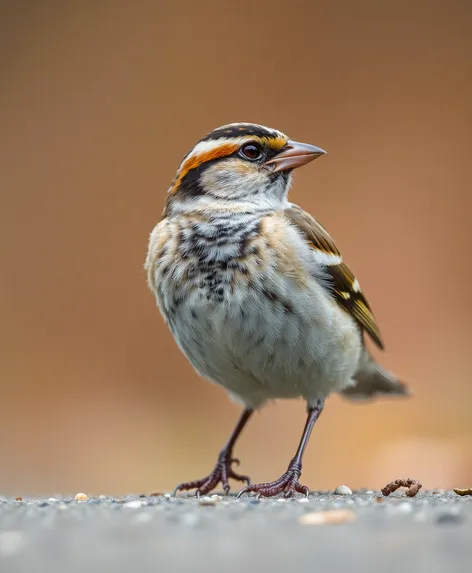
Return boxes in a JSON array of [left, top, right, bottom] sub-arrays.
[[149, 492, 163, 497], [163, 493, 172, 499], [99, 495, 107, 500], [298, 498, 310, 503], [74, 493, 88, 502], [15, 497, 23, 502], [334, 485, 352, 496], [48, 497, 58, 502], [299, 509, 357, 526], [199, 497, 217, 506], [123, 500, 145, 509]]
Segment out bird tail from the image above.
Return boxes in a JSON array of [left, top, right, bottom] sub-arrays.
[[341, 351, 411, 401]]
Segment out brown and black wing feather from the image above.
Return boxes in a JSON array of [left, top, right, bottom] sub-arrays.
[[285, 205, 384, 350]]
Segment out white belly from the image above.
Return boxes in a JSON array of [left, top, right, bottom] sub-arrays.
[[159, 271, 361, 409]]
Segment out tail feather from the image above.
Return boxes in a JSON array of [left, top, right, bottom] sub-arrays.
[[341, 353, 411, 401]]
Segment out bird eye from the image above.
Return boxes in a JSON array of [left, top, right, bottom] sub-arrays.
[[240, 143, 263, 161]]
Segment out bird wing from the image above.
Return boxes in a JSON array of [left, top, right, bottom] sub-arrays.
[[284, 205, 384, 349]]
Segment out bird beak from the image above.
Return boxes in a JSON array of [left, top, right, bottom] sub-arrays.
[[265, 140, 327, 173]]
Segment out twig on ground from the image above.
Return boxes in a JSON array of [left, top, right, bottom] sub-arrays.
[[381, 478, 422, 497]]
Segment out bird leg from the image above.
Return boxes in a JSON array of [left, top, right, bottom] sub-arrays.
[[238, 398, 325, 498], [174, 408, 253, 496]]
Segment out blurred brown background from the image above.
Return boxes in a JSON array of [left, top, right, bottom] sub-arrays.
[[1, 0, 471, 496]]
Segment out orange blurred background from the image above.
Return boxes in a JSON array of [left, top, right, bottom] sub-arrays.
[[1, 0, 471, 496]]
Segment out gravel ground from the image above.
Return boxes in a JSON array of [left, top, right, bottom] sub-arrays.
[[1, 490, 471, 573]]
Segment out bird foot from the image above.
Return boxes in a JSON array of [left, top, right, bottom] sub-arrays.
[[237, 461, 308, 498], [173, 453, 250, 497]]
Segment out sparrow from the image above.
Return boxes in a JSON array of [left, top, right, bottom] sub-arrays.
[[145, 122, 409, 498]]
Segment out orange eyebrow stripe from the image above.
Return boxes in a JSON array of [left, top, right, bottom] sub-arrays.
[[170, 143, 240, 194]]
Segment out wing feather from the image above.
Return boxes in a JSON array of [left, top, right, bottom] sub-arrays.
[[285, 205, 384, 349]]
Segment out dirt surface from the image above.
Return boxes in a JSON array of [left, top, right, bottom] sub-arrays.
[[1, 490, 471, 573]]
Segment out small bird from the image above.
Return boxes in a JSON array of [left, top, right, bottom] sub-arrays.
[[145, 123, 409, 498]]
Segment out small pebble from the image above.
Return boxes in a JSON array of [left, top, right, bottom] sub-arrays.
[[48, 497, 58, 502], [298, 498, 310, 503], [123, 500, 145, 509], [99, 495, 107, 500], [149, 492, 163, 497], [334, 485, 352, 496], [199, 497, 217, 506], [15, 497, 23, 502], [74, 493, 88, 502], [163, 493, 172, 499], [299, 509, 357, 526]]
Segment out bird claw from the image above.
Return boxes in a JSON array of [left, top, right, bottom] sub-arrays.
[[174, 454, 250, 497], [237, 464, 308, 499]]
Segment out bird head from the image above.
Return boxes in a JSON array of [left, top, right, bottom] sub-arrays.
[[165, 123, 326, 213]]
